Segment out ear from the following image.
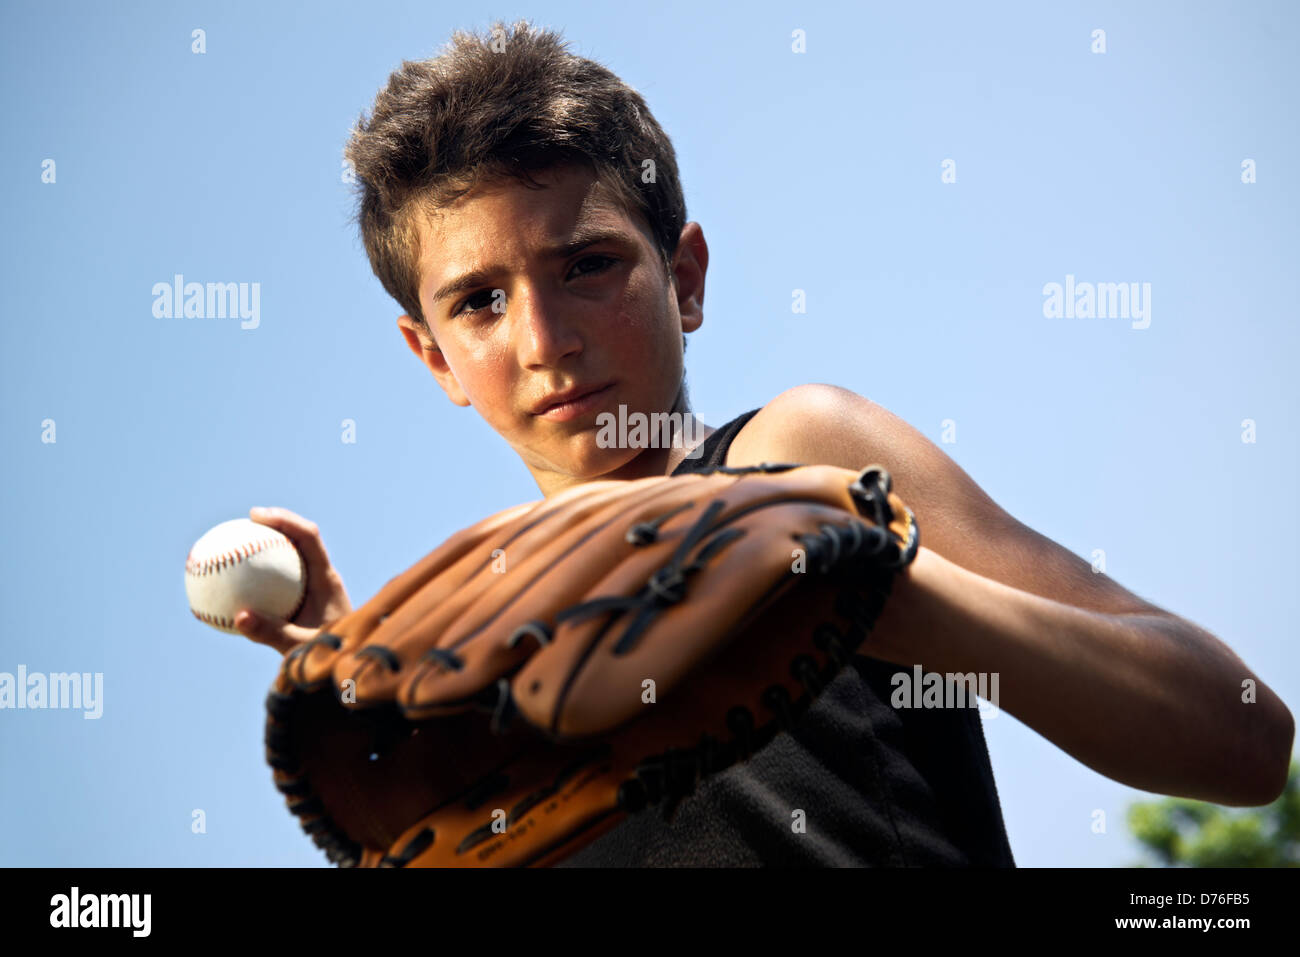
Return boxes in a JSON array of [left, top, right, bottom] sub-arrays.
[[670, 222, 708, 336], [397, 315, 471, 407]]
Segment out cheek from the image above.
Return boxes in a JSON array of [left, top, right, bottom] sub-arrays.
[[608, 295, 681, 401], [449, 339, 514, 406], [610, 275, 671, 346]]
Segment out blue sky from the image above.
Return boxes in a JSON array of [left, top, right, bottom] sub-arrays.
[[1, 0, 1295, 867]]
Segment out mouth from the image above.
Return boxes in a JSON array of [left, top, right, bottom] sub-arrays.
[[533, 383, 615, 422]]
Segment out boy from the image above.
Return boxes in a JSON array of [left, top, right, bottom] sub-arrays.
[[236, 20, 1293, 865]]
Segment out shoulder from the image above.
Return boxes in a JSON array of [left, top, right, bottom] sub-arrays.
[[726, 383, 886, 470]]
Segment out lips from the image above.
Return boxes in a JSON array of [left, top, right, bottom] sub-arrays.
[[532, 382, 613, 416], [532, 383, 615, 422]]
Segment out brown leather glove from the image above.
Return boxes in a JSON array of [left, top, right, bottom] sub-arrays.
[[264, 462, 919, 867]]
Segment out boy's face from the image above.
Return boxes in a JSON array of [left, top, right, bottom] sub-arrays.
[[398, 163, 708, 494]]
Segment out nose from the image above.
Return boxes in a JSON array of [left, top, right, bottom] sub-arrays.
[[513, 285, 583, 369]]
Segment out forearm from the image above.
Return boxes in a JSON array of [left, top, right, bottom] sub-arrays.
[[865, 546, 1295, 806]]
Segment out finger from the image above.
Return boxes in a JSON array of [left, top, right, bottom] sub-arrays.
[[235, 610, 318, 656], [248, 506, 333, 576]]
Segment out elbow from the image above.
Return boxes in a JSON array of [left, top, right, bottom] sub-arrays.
[[1228, 702, 1295, 807], [1259, 705, 1296, 804]]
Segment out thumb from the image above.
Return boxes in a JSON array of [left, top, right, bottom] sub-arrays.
[[235, 610, 319, 656]]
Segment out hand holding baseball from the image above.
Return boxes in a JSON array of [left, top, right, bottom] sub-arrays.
[[235, 507, 353, 655]]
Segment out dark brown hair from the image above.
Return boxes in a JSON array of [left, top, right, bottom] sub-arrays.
[[343, 19, 689, 340]]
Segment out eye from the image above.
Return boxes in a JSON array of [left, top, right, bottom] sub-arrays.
[[453, 288, 501, 317], [569, 254, 618, 279], [452, 255, 619, 317]]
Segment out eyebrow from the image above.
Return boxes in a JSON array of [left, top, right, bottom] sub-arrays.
[[428, 227, 633, 309]]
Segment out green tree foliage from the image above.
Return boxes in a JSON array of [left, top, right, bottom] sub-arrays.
[[1127, 761, 1299, 866]]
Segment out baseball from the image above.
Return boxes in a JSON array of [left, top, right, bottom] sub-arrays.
[[185, 518, 307, 634]]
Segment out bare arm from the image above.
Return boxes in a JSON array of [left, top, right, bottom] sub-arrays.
[[731, 384, 1294, 805], [870, 545, 1290, 805]]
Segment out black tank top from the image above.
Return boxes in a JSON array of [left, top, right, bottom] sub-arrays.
[[557, 409, 1017, 866]]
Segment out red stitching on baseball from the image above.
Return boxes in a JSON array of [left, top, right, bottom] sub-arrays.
[[186, 537, 289, 577]]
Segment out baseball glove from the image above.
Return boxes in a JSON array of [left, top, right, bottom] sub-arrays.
[[264, 461, 919, 867]]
